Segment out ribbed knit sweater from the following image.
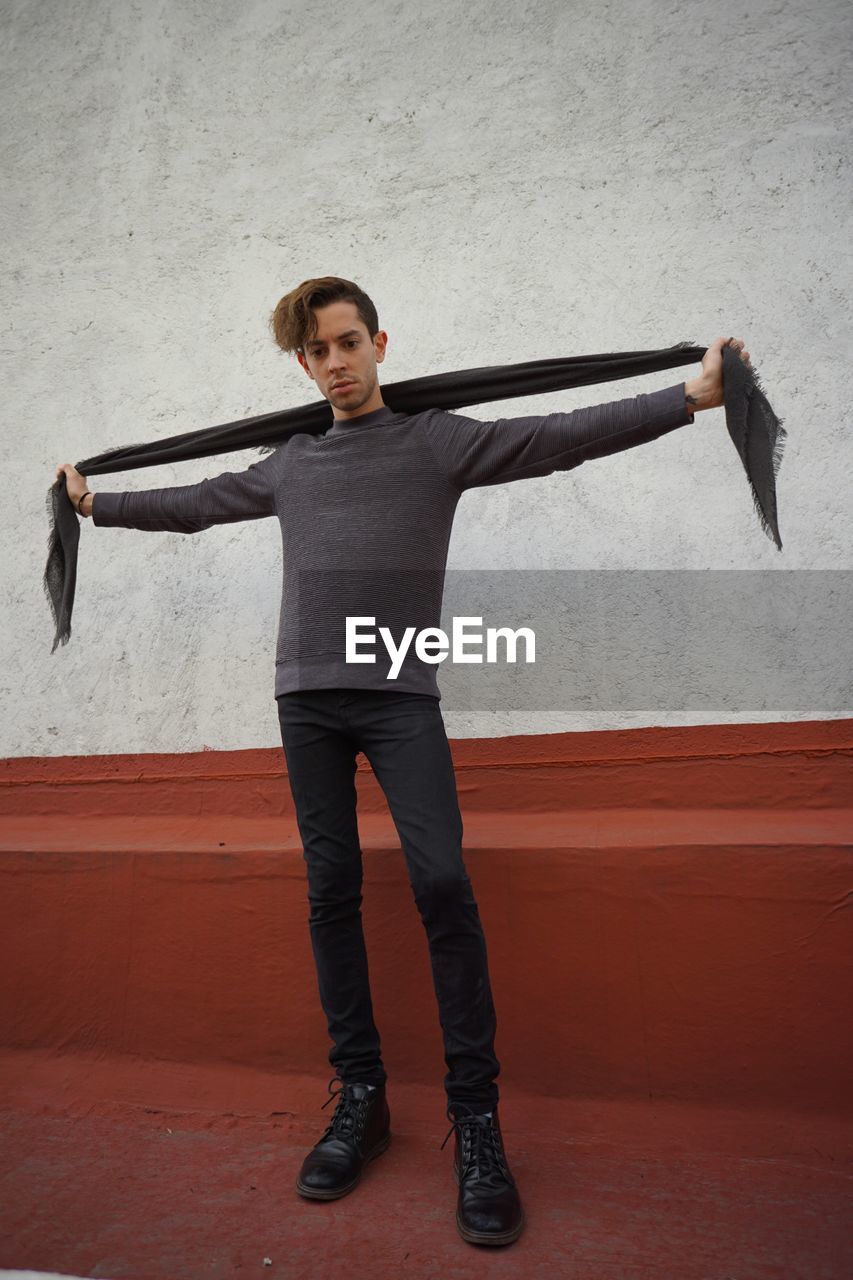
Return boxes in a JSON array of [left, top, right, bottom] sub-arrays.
[[91, 381, 694, 700]]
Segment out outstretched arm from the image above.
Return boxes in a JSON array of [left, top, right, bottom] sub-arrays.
[[55, 452, 279, 533], [422, 336, 752, 491]]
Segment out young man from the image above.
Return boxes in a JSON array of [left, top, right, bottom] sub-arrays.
[[57, 278, 751, 1248]]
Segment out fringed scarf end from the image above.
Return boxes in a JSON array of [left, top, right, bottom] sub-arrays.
[[43, 478, 79, 653]]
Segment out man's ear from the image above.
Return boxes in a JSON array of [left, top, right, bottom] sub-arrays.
[[374, 330, 388, 364], [296, 351, 315, 380]]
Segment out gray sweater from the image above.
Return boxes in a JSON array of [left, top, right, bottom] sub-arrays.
[[92, 381, 694, 700]]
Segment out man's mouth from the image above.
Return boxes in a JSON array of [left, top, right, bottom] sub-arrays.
[[332, 380, 355, 391]]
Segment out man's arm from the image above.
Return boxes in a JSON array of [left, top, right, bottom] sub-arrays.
[[422, 381, 698, 491], [64, 452, 280, 532]]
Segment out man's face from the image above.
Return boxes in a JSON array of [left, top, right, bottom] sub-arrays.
[[296, 301, 387, 417]]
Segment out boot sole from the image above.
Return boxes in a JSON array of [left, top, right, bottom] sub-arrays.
[[452, 1160, 525, 1245], [295, 1129, 391, 1201]]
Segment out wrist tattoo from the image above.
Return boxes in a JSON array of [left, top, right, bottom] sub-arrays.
[[686, 393, 699, 407]]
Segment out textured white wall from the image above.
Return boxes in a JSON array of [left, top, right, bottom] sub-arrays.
[[2, 0, 851, 757]]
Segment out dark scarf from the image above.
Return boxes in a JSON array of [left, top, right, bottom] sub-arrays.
[[44, 341, 785, 654]]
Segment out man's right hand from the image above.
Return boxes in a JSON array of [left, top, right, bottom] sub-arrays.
[[55, 462, 91, 510]]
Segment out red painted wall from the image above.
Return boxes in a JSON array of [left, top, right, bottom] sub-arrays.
[[1, 718, 851, 1112]]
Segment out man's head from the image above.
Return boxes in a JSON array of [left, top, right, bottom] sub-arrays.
[[269, 276, 388, 419]]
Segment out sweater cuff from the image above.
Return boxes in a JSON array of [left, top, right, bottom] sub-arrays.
[[651, 381, 695, 427], [90, 492, 124, 526]]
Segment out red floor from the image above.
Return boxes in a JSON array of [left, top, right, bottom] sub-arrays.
[[1, 1050, 851, 1279]]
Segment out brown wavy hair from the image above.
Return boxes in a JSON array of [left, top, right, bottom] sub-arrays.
[[269, 276, 380, 356]]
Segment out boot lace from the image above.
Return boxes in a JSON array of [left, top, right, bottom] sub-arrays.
[[318, 1075, 372, 1146], [439, 1104, 513, 1187]]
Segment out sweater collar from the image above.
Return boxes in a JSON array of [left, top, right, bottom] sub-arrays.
[[323, 404, 398, 438]]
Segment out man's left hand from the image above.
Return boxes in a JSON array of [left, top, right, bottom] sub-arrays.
[[688, 336, 754, 411]]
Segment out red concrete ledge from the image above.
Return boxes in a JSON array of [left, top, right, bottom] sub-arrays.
[[1, 718, 851, 1117], [1, 805, 851, 854], [2, 716, 851, 816]]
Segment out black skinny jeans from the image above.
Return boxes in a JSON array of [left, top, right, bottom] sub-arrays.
[[276, 687, 501, 1114]]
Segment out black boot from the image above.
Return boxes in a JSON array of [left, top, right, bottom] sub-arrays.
[[440, 1102, 525, 1245], [296, 1077, 391, 1200]]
